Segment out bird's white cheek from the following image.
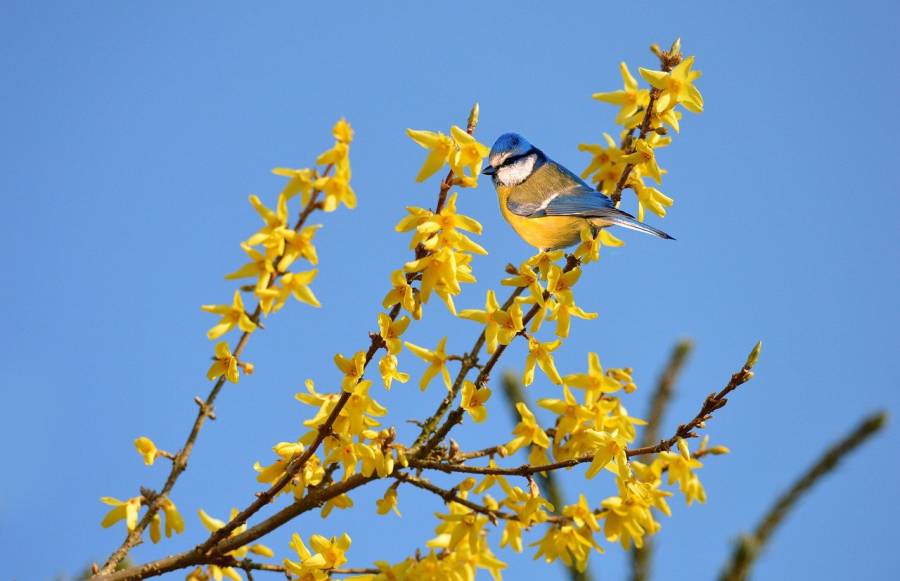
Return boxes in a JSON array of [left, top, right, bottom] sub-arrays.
[[497, 155, 536, 186]]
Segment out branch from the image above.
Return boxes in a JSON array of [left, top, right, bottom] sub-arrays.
[[99, 473, 377, 581], [144, 106, 489, 559], [99, 167, 334, 575], [99, 105, 483, 581], [213, 557, 285, 575], [408, 345, 756, 477], [719, 411, 887, 581], [448, 444, 507, 462], [631, 339, 693, 581], [214, 557, 378, 578], [395, 473, 515, 524], [394, 472, 570, 527]]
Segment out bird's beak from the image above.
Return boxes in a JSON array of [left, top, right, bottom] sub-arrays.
[[481, 164, 496, 176]]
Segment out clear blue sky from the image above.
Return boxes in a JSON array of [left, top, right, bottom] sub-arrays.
[[2, 1, 897, 579]]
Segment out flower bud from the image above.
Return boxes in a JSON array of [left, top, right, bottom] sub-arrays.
[[670, 38, 682, 56], [467, 102, 480, 131], [745, 341, 762, 369]]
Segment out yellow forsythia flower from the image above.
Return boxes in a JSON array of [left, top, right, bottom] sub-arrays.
[[207, 341, 240, 383], [458, 290, 524, 354], [100, 496, 142, 531], [314, 168, 356, 212], [658, 438, 707, 505], [639, 55, 704, 113], [507, 402, 550, 453], [159, 497, 185, 539], [201, 290, 257, 340], [523, 336, 563, 386], [564, 352, 632, 405], [377, 313, 410, 355], [449, 125, 490, 187], [224, 243, 275, 291], [284, 532, 352, 577], [382, 269, 419, 316], [378, 353, 410, 390], [404, 337, 451, 391], [407, 128, 454, 182], [271, 167, 315, 204], [592, 62, 650, 124], [334, 351, 367, 392], [460, 380, 491, 423], [133, 436, 158, 466], [376, 486, 402, 517], [278, 224, 321, 271]]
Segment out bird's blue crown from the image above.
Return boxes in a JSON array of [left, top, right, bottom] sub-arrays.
[[488, 132, 534, 166]]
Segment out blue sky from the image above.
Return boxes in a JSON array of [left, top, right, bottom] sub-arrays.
[[1, 1, 898, 579]]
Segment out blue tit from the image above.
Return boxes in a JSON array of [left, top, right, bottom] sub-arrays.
[[481, 132, 673, 251]]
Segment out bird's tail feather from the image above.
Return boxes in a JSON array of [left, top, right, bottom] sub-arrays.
[[591, 208, 675, 240]]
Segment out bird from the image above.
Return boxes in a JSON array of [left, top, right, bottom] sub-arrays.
[[481, 132, 673, 251]]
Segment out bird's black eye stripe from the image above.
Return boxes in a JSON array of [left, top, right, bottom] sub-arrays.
[[499, 147, 537, 167]]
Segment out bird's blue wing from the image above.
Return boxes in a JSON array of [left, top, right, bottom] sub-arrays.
[[531, 191, 616, 218], [506, 159, 614, 217], [506, 159, 617, 218]]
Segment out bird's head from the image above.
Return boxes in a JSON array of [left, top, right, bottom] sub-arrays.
[[482, 132, 543, 187]]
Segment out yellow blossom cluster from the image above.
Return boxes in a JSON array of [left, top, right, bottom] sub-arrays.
[[100, 494, 184, 545], [532, 510, 602, 573], [581, 39, 703, 221], [249, 123, 481, 517], [502, 342, 711, 567], [634, 436, 719, 506], [201, 118, 355, 353], [283, 532, 352, 581], [396, 192, 485, 316], [346, 483, 508, 580], [99, 121, 354, 550], [449, 244, 713, 570], [458, 247, 602, 395], [254, 376, 397, 504], [452, 384, 711, 573], [407, 113, 489, 187]]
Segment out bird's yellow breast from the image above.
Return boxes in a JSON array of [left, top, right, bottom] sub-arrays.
[[496, 186, 585, 250]]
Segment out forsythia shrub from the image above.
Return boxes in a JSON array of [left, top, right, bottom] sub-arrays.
[[94, 39, 760, 581]]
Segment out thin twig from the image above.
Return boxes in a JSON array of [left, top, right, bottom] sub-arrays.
[[719, 411, 887, 581], [449, 445, 507, 462], [395, 473, 515, 523], [214, 557, 378, 577], [395, 472, 569, 526]]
